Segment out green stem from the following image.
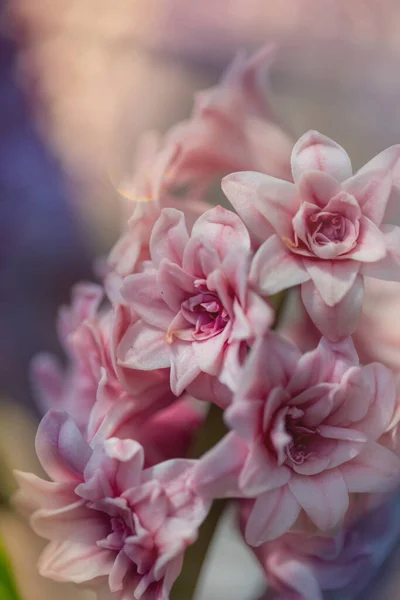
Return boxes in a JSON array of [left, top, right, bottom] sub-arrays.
[[171, 403, 228, 600], [171, 499, 226, 600]]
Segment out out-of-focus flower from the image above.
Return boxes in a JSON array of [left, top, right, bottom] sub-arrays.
[[31, 283, 174, 432], [15, 410, 210, 600], [222, 130, 400, 341], [117, 205, 273, 400], [193, 335, 400, 543], [248, 491, 400, 600], [165, 45, 293, 196]]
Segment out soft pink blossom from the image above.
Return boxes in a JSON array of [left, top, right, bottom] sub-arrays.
[[15, 410, 210, 600], [165, 45, 293, 196], [247, 491, 400, 600], [222, 130, 400, 340], [107, 132, 211, 290], [192, 335, 400, 543], [117, 205, 273, 400], [31, 283, 174, 432]]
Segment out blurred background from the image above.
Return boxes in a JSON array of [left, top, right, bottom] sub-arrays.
[[1, 0, 400, 598]]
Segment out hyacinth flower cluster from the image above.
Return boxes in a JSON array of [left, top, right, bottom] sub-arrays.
[[14, 46, 400, 600]]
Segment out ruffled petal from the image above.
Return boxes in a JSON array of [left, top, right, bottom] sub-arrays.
[[222, 171, 297, 238], [303, 259, 360, 307], [250, 235, 310, 295], [245, 486, 300, 545], [118, 320, 170, 370], [340, 442, 400, 493], [288, 469, 349, 531], [361, 224, 400, 281], [191, 432, 248, 498], [149, 208, 189, 267], [301, 277, 364, 341], [291, 130, 352, 183]]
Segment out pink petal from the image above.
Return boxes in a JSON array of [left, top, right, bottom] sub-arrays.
[[250, 235, 310, 295], [318, 425, 367, 442], [31, 501, 107, 543], [121, 271, 175, 329], [297, 171, 342, 208], [149, 208, 189, 267], [239, 442, 291, 496], [30, 353, 64, 412], [117, 320, 170, 370], [361, 224, 400, 281], [14, 471, 76, 514], [191, 432, 248, 498], [192, 327, 230, 375], [346, 216, 387, 262], [182, 237, 220, 278], [187, 372, 232, 407], [344, 169, 392, 226], [169, 341, 201, 395], [220, 174, 275, 242], [38, 540, 114, 584], [264, 553, 322, 600], [341, 442, 400, 493], [157, 260, 195, 312], [190, 205, 251, 258], [356, 147, 400, 224], [291, 130, 352, 183], [222, 171, 297, 238], [301, 277, 364, 341], [303, 259, 360, 307], [35, 411, 91, 482], [286, 337, 359, 395], [288, 469, 349, 531], [245, 486, 300, 545]]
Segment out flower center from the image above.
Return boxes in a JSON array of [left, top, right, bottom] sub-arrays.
[[308, 211, 346, 245], [270, 406, 317, 467], [98, 516, 133, 551], [181, 280, 229, 341]]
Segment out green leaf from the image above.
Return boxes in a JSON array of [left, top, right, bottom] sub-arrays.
[[0, 538, 21, 600]]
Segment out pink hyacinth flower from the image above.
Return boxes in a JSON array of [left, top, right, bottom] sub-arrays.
[[31, 283, 175, 432], [117, 205, 274, 399], [222, 130, 400, 340], [107, 131, 211, 290], [165, 45, 293, 195], [15, 410, 210, 600], [192, 334, 400, 544], [249, 490, 400, 600]]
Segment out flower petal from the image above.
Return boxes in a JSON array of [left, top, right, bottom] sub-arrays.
[[222, 171, 297, 238], [245, 486, 300, 545], [32, 501, 107, 544], [340, 442, 400, 493], [291, 130, 352, 183], [118, 320, 170, 370], [38, 540, 114, 584], [239, 442, 291, 496], [220, 173, 275, 242], [297, 171, 342, 208], [149, 208, 189, 267], [344, 169, 392, 226], [191, 432, 248, 498], [36, 410, 91, 482], [250, 235, 310, 295], [121, 271, 175, 328], [361, 224, 400, 281], [288, 469, 349, 531], [301, 277, 364, 341], [190, 204, 251, 258], [346, 216, 387, 262], [169, 341, 202, 395], [303, 259, 360, 307]]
